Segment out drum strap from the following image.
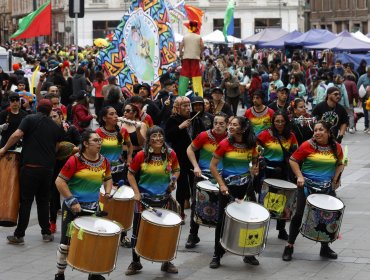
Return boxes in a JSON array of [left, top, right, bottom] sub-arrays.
[[304, 178, 332, 197]]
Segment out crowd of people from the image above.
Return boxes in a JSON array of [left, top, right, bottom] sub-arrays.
[[0, 40, 362, 279]]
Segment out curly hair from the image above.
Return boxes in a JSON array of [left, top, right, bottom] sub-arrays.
[[171, 96, 190, 116]]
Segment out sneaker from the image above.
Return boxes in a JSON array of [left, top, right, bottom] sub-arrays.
[[160, 261, 178, 273], [120, 235, 132, 248], [209, 255, 221, 269], [88, 274, 105, 280], [282, 245, 294, 261], [125, 261, 143, 276], [364, 128, 369, 133], [7, 235, 24, 245], [42, 234, 54, 242], [320, 244, 338, 259], [185, 234, 200, 249], [50, 222, 57, 234], [243, 256, 260, 265], [278, 229, 289, 241], [54, 274, 65, 280], [180, 213, 187, 225], [349, 128, 355, 134]]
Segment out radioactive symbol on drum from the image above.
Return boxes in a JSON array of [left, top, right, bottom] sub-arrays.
[[264, 192, 286, 214], [238, 227, 265, 248]]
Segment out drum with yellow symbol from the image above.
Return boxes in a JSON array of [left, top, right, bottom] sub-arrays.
[[220, 201, 270, 256]]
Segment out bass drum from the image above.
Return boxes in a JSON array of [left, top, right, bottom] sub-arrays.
[[135, 209, 182, 262], [221, 201, 270, 256], [300, 194, 345, 243], [99, 185, 135, 230], [0, 151, 21, 227], [67, 216, 121, 274]]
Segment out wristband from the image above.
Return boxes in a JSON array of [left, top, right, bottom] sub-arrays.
[[65, 196, 79, 209]]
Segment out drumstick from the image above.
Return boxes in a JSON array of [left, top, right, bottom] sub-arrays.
[[189, 111, 201, 121], [140, 200, 163, 217], [81, 208, 108, 217], [190, 169, 209, 180]]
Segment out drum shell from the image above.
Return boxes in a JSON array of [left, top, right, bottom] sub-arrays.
[[300, 195, 344, 243], [67, 218, 121, 274], [261, 179, 297, 220], [135, 209, 181, 262], [99, 194, 135, 230], [0, 152, 21, 227], [194, 181, 219, 227], [220, 202, 270, 256]]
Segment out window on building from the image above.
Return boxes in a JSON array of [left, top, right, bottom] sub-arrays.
[[213, 18, 241, 38], [339, 0, 348, 10], [92, 0, 106, 3], [357, 0, 366, 9], [313, 0, 322, 11], [336, 22, 342, 33], [254, 18, 281, 33], [323, 0, 331, 11], [93, 21, 120, 39]]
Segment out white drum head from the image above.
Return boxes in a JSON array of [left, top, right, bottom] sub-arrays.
[[74, 216, 121, 234], [197, 180, 219, 192], [113, 186, 134, 199], [307, 194, 344, 211], [226, 201, 270, 223], [142, 209, 181, 226], [264, 178, 297, 190]]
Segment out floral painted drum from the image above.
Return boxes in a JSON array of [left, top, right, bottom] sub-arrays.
[[300, 194, 345, 242], [194, 180, 219, 227]]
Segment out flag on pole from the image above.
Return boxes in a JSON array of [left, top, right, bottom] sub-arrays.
[[10, 1, 51, 40], [223, 0, 235, 42], [183, 5, 204, 35]]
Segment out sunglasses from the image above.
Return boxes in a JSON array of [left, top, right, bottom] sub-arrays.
[[10, 98, 20, 102]]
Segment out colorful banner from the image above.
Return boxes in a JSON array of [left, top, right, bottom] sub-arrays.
[[96, 0, 177, 97]]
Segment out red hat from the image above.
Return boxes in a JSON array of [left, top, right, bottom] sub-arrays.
[[13, 63, 20, 72]]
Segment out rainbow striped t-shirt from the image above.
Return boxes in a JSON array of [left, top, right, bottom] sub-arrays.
[[129, 150, 180, 195], [291, 139, 343, 182], [191, 130, 227, 171], [59, 154, 112, 203], [96, 127, 130, 166], [214, 138, 258, 178], [244, 106, 275, 136], [257, 129, 298, 162]]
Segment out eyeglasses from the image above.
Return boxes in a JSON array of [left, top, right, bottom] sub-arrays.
[[150, 134, 164, 140], [90, 138, 103, 144], [9, 98, 19, 102], [124, 109, 133, 113]]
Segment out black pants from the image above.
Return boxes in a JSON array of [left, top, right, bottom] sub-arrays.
[[189, 177, 202, 235], [214, 185, 249, 257], [226, 96, 239, 116], [176, 168, 193, 216], [50, 161, 64, 223], [14, 166, 53, 237]]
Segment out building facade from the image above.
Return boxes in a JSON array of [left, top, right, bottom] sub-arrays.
[[307, 0, 370, 34], [0, 0, 13, 44]]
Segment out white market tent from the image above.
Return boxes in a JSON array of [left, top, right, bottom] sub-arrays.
[[351, 31, 370, 43], [202, 30, 241, 44]]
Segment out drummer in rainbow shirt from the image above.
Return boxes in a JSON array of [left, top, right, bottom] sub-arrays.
[[257, 111, 298, 240], [209, 116, 260, 269], [185, 112, 228, 249], [125, 126, 180, 276], [282, 120, 344, 262], [54, 130, 113, 280]]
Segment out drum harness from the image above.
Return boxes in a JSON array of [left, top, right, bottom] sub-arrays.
[[304, 177, 332, 197]]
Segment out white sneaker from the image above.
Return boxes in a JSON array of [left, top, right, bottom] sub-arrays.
[[349, 128, 355, 134]]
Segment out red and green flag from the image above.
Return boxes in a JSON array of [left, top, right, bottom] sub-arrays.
[[10, 1, 51, 40]]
